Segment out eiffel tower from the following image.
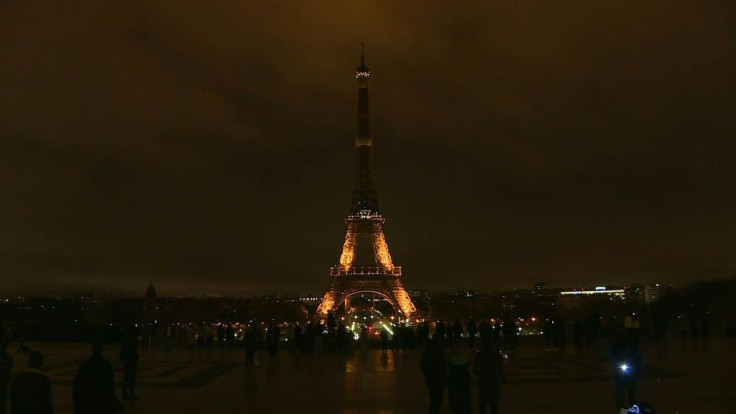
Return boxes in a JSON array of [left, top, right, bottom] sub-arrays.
[[316, 49, 417, 319]]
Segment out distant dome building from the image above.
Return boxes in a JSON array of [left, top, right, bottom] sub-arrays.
[[145, 281, 157, 300]]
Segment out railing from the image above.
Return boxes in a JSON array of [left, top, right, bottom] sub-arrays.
[[330, 266, 402, 277]]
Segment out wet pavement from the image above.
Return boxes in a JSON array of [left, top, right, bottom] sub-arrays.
[[8, 337, 735, 413]]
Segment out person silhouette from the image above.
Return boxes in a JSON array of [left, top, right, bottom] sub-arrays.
[[293, 323, 303, 352], [467, 317, 478, 349], [421, 335, 446, 414], [435, 321, 447, 347], [337, 323, 348, 353], [472, 339, 505, 414], [502, 316, 518, 352], [164, 324, 174, 353], [380, 328, 389, 354], [447, 343, 471, 414], [314, 322, 325, 354], [452, 318, 463, 348], [244, 325, 258, 367], [267, 322, 279, 357], [73, 342, 121, 413], [14, 342, 30, 374], [140, 324, 150, 354], [9, 351, 52, 414], [120, 337, 140, 400], [217, 323, 226, 347], [0, 342, 14, 414]]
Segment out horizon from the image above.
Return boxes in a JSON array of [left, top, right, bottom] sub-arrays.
[[4, 276, 733, 300]]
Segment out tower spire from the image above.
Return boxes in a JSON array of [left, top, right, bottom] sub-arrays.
[[360, 43, 367, 71], [352, 45, 377, 213]]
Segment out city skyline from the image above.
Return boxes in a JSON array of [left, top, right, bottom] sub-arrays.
[[1, 2, 735, 296]]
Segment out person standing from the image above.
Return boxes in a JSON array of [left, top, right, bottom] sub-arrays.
[[359, 325, 368, 353], [421, 336, 446, 414], [139, 325, 150, 355], [197, 323, 206, 349], [678, 315, 688, 342], [14, 343, 30, 374], [447, 344, 471, 414], [267, 322, 279, 357], [544, 319, 554, 350], [630, 314, 640, 343], [314, 322, 325, 354], [338, 323, 350, 353], [417, 321, 430, 349], [624, 314, 633, 338], [472, 339, 505, 414], [244, 325, 257, 367], [435, 321, 447, 347], [380, 328, 389, 355], [452, 318, 463, 348], [225, 323, 235, 348], [9, 351, 52, 414], [0, 342, 14, 414], [502, 316, 517, 352], [217, 324, 226, 348], [163, 324, 174, 353], [467, 318, 478, 349], [392, 325, 402, 351], [293, 323, 303, 352], [120, 337, 140, 400], [73, 343, 121, 413], [205, 324, 215, 351]]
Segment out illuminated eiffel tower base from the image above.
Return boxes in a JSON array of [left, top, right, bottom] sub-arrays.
[[316, 210, 416, 318]]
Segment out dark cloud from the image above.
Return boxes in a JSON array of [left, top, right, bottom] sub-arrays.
[[1, 1, 735, 295]]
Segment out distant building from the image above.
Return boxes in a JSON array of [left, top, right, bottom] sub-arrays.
[[559, 286, 625, 298], [643, 284, 660, 305], [145, 281, 157, 300]]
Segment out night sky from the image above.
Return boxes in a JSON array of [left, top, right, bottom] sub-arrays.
[[1, 1, 735, 296]]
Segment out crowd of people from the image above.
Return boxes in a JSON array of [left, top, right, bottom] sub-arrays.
[[0, 315, 515, 413], [421, 321, 506, 414], [0, 311, 685, 413], [0, 330, 140, 414]]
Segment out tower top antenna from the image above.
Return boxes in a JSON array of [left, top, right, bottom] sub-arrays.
[[358, 43, 369, 72]]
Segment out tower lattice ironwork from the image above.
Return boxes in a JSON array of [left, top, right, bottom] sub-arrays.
[[316, 49, 417, 319]]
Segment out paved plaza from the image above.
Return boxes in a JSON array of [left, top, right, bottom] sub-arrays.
[[9, 338, 736, 413]]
